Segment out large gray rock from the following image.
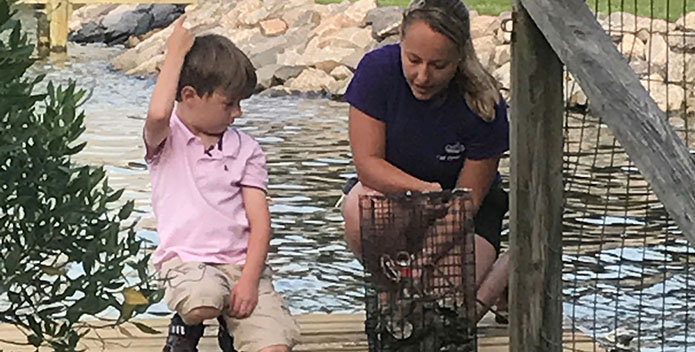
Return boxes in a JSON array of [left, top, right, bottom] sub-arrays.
[[274, 65, 305, 83], [69, 21, 105, 43], [104, 11, 154, 45], [256, 64, 282, 89], [150, 4, 184, 28]]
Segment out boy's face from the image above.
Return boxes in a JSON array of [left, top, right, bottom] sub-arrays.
[[181, 87, 242, 135]]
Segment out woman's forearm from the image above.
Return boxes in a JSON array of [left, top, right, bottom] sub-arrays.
[[356, 156, 440, 194]]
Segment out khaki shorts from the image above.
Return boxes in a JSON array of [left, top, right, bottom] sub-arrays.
[[159, 257, 301, 351]]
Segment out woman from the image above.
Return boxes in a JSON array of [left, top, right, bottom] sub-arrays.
[[341, 0, 510, 322]]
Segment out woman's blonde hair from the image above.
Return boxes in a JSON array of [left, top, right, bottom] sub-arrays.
[[401, 0, 501, 121]]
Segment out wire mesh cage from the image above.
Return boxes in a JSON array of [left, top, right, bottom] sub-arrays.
[[359, 189, 477, 352]]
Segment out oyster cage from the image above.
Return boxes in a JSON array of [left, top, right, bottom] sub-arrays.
[[360, 189, 478, 352]]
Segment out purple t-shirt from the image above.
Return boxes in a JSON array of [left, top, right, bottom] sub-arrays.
[[344, 43, 509, 189]]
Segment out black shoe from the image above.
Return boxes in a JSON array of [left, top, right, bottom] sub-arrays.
[[217, 316, 237, 352], [162, 313, 204, 352]]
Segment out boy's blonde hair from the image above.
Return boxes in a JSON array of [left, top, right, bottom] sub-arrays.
[[176, 34, 256, 101]]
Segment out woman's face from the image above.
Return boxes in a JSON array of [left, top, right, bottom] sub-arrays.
[[401, 20, 460, 101]]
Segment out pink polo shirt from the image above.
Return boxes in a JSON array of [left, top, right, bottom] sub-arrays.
[[146, 111, 268, 267]]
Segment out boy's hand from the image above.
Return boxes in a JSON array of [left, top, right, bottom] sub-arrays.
[[229, 276, 259, 319], [166, 15, 194, 58]]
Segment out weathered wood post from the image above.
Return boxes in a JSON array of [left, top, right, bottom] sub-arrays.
[[509, 0, 564, 351], [47, 0, 70, 52], [34, 5, 50, 57]]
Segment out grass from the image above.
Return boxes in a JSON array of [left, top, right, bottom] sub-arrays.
[[315, 0, 695, 20]]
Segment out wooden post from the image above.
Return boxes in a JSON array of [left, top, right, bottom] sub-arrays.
[[509, 0, 564, 351], [48, 0, 69, 52], [34, 5, 50, 57]]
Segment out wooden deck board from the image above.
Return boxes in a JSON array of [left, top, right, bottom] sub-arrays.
[[0, 313, 603, 351]]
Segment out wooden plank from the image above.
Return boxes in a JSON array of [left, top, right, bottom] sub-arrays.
[[519, 0, 695, 244], [0, 313, 603, 351], [509, 1, 565, 351]]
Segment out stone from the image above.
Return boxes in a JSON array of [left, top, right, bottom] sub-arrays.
[[470, 15, 499, 39], [494, 45, 510, 67], [618, 33, 646, 60], [676, 11, 695, 31], [492, 62, 510, 90], [472, 35, 497, 70], [150, 4, 184, 29], [646, 34, 669, 67], [667, 32, 695, 53], [69, 4, 118, 32], [260, 18, 288, 37], [101, 4, 138, 29], [312, 13, 352, 38], [69, 21, 105, 43], [288, 68, 337, 92], [241, 8, 270, 26], [256, 64, 282, 89], [366, 6, 402, 40], [344, 0, 377, 25], [104, 11, 153, 45], [330, 65, 353, 80], [641, 80, 686, 112], [274, 65, 305, 83], [125, 35, 141, 48], [667, 52, 695, 83]]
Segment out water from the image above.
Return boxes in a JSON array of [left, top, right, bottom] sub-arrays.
[[13, 8, 695, 351]]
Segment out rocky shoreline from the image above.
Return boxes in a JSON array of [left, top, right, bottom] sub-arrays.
[[69, 0, 695, 113]]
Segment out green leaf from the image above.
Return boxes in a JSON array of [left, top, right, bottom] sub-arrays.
[[131, 321, 160, 335], [118, 201, 134, 220]]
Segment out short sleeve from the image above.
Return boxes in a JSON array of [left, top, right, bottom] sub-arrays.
[[465, 100, 510, 160], [343, 49, 391, 122], [143, 128, 166, 165], [240, 143, 268, 192]]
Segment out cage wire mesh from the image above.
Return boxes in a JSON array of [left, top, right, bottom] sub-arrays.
[[359, 190, 477, 352], [562, 1, 695, 351]]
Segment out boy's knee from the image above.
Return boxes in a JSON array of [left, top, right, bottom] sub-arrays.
[[258, 345, 290, 352], [180, 306, 221, 325]]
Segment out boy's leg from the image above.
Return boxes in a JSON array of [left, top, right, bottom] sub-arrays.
[[159, 257, 231, 351], [218, 265, 301, 352]]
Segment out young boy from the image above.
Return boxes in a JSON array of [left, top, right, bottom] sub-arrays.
[[144, 16, 300, 352]]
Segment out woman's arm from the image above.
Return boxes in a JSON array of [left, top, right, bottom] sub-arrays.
[[456, 156, 501, 212], [350, 106, 441, 194]]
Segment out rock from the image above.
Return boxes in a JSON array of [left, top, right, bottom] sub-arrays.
[[365, 6, 403, 40], [300, 36, 359, 69], [330, 65, 353, 80], [69, 21, 105, 43], [289, 68, 337, 92], [492, 62, 510, 90], [646, 34, 669, 67], [250, 46, 283, 68], [282, 8, 321, 29], [494, 45, 510, 67], [312, 13, 353, 38], [125, 35, 141, 48], [104, 11, 153, 45], [327, 77, 350, 97], [629, 58, 650, 77], [473, 35, 497, 70], [256, 64, 282, 89], [241, 8, 270, 26], [320, 27, 374, 50], [150, 4, 184, 29], [636, 28, 650, 43], [101, 4, 138, 29], [470, 15, 499, 39], [676, 11, 695, 31], [667, 52, 695, 83], [69, 4, 118, 32], [260, 18, 288, 36], [314, 60, 341, 74], [344, 0, 377, 25], [274, 65, 305, 83], [641, 79, 686, 112], [618, 33, 646, 60], [667, 32, 695, 53]]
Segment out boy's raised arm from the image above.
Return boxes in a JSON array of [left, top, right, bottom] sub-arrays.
[[144, 15, 193, 149]]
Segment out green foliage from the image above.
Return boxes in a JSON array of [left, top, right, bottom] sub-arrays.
[[0, 1, 160, 350]]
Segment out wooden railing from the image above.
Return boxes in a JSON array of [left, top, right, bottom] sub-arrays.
[[18, 0, 195, 52]]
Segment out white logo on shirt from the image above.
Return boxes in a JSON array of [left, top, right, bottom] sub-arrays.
[[437, 142, 465, 161]]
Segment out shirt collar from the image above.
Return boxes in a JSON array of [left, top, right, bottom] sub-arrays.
[[172, 109, 241, 158]]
